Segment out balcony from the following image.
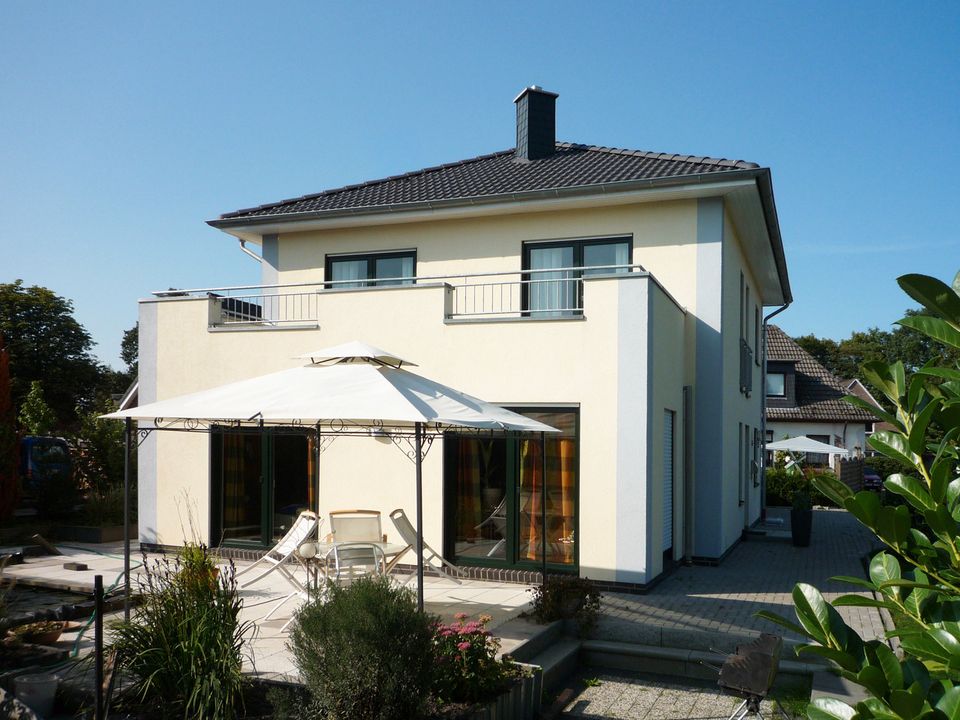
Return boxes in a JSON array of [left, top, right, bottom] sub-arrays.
[[152, 264, 646, 329]]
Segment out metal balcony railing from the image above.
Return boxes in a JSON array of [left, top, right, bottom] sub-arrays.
[[153, 264, 644, 327]]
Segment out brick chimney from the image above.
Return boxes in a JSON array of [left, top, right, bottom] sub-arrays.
[[514, 86, 558, 161]]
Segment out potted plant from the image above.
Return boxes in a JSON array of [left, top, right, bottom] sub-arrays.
[[790, 487, 813, 547]]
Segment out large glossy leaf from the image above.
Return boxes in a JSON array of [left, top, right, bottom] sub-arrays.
[[888, 688, 927, 719], [847, 491, 883, 528], [870, 553, 902, 586], [832, 594, 897, 611], [885, 474, 935, 512], [863, 360, 906, 407], [874, 643, 903, 692], [869, 431, 922, 470], [793, 583, 833, 645], [807, 698, 857, 720], [856, 665, 890, 699], [814, 473, 855, 505], [754, 610, 810, 640], [846, 395, 902, 430], [908, 399, 941, 453], [832, 575, 881, 591], [876, 505, 911, 549], [856, 697, 904, 719], [923, 505, 959, 542], [898, 315, 960, 351], [917, 367, 960, 382], [898, 273, 960, 326], [900, 628, 960, 666], [937, 686, 960, 720], [904, 569, 932, 619], [798, 644, 861, 672]]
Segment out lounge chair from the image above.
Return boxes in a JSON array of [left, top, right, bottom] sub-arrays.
[[474, 497, 507, 557], [235, 510, 320, 590], [389, 508, 463, 585]]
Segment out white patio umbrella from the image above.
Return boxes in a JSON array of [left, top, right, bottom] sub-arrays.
[[764, 436, 850, 456], [104, 341, 557, 611]]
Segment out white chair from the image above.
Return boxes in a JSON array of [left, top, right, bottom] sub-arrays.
[[474, 497, 507, 557], [324, 542, 387, 587], [389, 508, 463, 585], [235, 510, 320, 590], [329, 509, 385, 542]]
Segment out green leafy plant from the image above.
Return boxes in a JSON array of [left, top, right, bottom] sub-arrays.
[[792, 488, 813, 512], [760, 271, 960, 719], [431, 612, 518, 705], [110, 547, 249, 719], [529, 574, 602, 634], [18, 380, 57, 436], [289, 575, 435, 720]]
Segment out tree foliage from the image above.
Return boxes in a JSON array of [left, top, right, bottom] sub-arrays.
[[121, 323, 138, 378], [762, 271, 960, 719], [18, 380, 56, 436], [0, 280, 104, 426], [0, 334, 18, 520]]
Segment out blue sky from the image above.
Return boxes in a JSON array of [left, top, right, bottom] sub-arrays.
[[2, 1, 958, 368]]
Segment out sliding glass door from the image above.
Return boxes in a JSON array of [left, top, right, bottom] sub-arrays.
[[444, 409, 578, 571], [211, 429, 314, 548]]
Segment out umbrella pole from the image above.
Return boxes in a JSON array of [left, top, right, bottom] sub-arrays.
[[416, 422, 424, 612], [123, 417, 131, 621], [314, 424, 321, 533], [540, 431, 547, 582]]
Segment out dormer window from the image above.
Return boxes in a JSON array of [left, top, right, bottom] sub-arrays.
[[766, 372, 786, 397]]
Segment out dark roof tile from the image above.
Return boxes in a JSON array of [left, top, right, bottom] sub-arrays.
[[218, 142, 760, 221]]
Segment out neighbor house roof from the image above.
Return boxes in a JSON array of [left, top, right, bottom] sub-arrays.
[[214, 143, 761, 221], [766, 325, 877, 424]]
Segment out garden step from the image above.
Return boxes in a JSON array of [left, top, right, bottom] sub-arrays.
[[497, 618, 564, 662], [526, 636, 581, 693]]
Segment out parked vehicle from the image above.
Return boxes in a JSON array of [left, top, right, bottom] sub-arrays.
[[862, 466, 883, 492], [18, 436, 72, 496]]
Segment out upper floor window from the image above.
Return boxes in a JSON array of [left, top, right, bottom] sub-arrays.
[[766, 372, 786, 397], [325, 250, 416, 289], [522, 237, 631, 316]]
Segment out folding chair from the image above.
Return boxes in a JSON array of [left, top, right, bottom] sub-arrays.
[[389, 508, 462, 585], [324, 542, 387, 588], [235, 510, 320, 589], [329, 509, 385, 542]]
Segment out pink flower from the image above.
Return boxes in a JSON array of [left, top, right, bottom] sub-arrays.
[[457, 641, 471, 651], [454, 612, 468, 620]]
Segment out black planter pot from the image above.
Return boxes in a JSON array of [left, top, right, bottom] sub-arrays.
[[791, 509, 813, 547]]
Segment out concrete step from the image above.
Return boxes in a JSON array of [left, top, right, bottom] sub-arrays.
[[497, 618, 565, 662], [528, 636, 581, 693]]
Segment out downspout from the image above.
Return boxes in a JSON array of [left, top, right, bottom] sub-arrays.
[[238, 239, 263, 263], [761, 302, 791, 518]]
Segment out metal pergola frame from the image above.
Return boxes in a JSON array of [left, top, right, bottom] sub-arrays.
[[119, 416, 547, 616]]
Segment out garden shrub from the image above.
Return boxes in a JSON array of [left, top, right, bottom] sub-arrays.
[[529, 574, 601, 634], [765, 468, 838, 507], [289, 575, 435, 720], [431, 613, 518, 705], [110, 547, 249, 719], [761, 271, 960, 719]]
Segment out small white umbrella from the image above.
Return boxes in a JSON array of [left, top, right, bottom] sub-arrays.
[[765, 436, 849, 456], [104, 341, 557, 611]]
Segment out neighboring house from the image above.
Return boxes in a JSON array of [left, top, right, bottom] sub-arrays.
[[136, 87, 792, 587], [841, 378, 896, 438], [765, 325, 877, 466]]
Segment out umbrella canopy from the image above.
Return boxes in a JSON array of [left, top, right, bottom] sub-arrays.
[[104, 342, 555, 433], [765, 436, 849, 456]]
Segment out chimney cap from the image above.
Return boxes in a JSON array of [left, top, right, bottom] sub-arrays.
[[513, 85, 559, 103]]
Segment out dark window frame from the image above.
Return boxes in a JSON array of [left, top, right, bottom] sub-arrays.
[[766, 372, 786, 397], [520, 236, 632, 313], [324, 249, 417, 289]]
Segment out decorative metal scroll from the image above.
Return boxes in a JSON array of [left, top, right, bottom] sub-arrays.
[[389, 432, 435, 465]]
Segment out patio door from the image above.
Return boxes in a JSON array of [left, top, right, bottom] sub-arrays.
[[211, 429, 313, 548], [443, 408, 578, 572]]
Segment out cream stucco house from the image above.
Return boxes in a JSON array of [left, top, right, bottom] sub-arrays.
[[136, 87, 791, 587]]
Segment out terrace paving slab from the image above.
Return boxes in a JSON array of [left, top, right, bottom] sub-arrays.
[[593, 508, 888, 656]]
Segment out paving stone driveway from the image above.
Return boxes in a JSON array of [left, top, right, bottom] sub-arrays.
[[592, 508, 887, 652], [563, 672, 793, 719]]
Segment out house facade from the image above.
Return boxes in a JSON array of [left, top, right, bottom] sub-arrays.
[[136, 87, 791, 587], [765, 325, 876, 465]]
